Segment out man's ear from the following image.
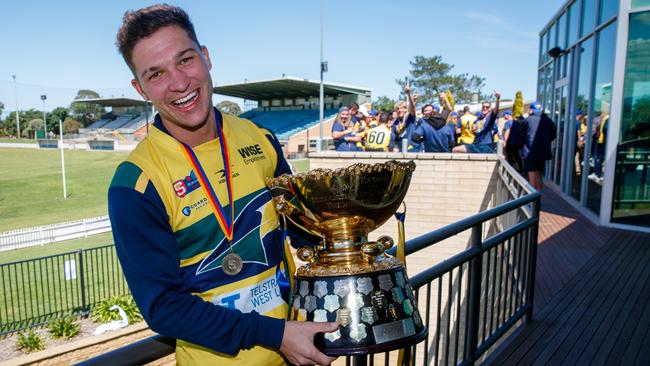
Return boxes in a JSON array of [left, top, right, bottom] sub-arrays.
[[201, 46, 212, 70], [131, 79, 149, 101]]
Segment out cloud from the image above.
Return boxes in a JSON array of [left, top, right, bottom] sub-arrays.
[[463, 12, 505, 26]]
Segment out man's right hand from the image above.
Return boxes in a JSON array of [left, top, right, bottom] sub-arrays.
[[280, 321, 338, 365]]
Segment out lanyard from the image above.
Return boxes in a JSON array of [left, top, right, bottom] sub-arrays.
[[180, 116, 235, 241]]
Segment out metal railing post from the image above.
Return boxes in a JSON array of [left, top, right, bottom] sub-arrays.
[[464, 224, 483, 365], [525, 198, 540, 322], [78, 249, 87, 314]]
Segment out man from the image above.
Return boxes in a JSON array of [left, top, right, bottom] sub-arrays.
[[390, 83, 417, 152], [108, 5, 337, 365], [590, 109, 609, 182], [457, 105, 477, 145], [522, 101, 557, 190], [412, 94, 455, 152], [503, 110, 524, 172], [364, 112, 393, 152], [453, 94, 501, 153], [575, 110, 587, 175], [332, 106, 361, 151]]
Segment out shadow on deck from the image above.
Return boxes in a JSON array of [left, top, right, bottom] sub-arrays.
[[485, 188, 650, 365]]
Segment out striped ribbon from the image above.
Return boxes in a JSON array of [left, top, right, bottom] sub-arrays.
[[180, 118, 235, 241]]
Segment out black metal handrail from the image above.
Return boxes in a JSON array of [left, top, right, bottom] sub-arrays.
[[76, 157, 540, 366]]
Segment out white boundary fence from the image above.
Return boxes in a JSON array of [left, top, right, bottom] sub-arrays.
[[0, 216, 111, 252]]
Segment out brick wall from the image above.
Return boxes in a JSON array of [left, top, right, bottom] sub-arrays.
[[308, 152, 499, 277]]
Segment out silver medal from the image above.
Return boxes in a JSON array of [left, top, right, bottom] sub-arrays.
[[223, 252, 243, 275]]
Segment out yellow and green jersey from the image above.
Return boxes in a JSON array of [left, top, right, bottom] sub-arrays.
[[458, 114, 477, 144], [364, 124, 392, 151], [109, 110, 292, 365]]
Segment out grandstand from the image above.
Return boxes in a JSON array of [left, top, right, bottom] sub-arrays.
[[214, 76, 372, 155], [76, 97, 153, 140]]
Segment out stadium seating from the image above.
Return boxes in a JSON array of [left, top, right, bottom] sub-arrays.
[[102, 114, 135, 130], [85, 118, 113, 129], [240, 109, 337, 140]]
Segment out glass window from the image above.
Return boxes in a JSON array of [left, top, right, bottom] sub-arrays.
[[544, 65, 554, 113], [539, 33, 545, 65], [586, 22, 617, 214], [599, 0, 619, 24], [571, 37, 594, 201], [568, 0, 581, 46], [582, 0, 597, 36], [550, 21, 558, 49], [538, 68, 545, 102], [632, 0, 650, 8], [559, 12, 568, 49], [612, 12, 650, 227]]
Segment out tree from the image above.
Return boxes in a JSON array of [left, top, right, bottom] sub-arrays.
[[70, 89, 105, 127], [0, 101, 4, 117], [63, 117, 81, 134], [372, 96, 397, 112], [216, 100, 242, 116], [24, 118, 43, 139], [48, 107, 69, 134], [397, 55, 486, 104]]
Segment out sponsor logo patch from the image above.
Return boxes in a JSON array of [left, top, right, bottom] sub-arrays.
[[237, 144, 267, 165], [173, 170, 201, 198]]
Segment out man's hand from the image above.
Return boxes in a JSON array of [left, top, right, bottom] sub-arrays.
[[404, 80, 411, 95], [280, 321, 338, 365], [494, 91, 501, 100]]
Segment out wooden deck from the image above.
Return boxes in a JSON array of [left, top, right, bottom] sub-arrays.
[[485, 187, 650, 365]]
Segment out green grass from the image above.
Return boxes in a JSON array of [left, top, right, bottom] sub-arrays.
[[290, 158, 310, 173], [0, 148, 128, 231], [1, 243, 130, 334], [1, 232, 115, 265]]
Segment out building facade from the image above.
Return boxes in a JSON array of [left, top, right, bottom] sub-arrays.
[[538, 0, 650, 231]]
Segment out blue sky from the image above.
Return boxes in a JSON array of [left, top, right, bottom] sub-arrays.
[[0, 0, 565, 115]]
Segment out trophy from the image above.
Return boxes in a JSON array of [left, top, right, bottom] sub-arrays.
[[266, 160, 426, 356]]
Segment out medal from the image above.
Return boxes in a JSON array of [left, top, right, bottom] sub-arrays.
[[222, 251, 243, 276], [181, 113, 241, 275]]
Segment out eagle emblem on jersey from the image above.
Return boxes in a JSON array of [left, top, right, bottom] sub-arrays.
[[195, 190, 278, 275]]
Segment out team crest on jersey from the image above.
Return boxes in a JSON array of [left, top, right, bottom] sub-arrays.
[[173, 170, 201, 198]]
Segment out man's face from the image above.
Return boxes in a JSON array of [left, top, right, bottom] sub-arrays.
[[481, 103, 491, 114], [422, 106, 433, 118], [397, 104, 407, 117], [130, 25, 214, 137], [349, 107, 358, 116]]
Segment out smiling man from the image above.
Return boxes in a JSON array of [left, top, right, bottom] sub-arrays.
[[108, 4, 336, 365]]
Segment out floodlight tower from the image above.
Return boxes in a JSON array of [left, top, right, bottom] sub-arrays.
[[318, 0, 327, 152], [41, 95, 47, 140]]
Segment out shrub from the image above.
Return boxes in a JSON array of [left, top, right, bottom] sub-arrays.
[[49, 317, 81, 339], [16, 330, 46, 353], [90, 295, 143, 324]]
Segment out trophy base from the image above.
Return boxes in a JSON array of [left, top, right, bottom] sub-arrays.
[[292, 266, 427, 356], [318, 328, 428, 356]]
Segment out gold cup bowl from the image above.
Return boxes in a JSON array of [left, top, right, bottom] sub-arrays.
[[267, 160, 427, 355]]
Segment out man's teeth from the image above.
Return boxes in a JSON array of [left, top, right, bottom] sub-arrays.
[[173, 91, 198, 106]]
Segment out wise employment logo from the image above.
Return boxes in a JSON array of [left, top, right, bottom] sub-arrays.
[[173, 170, 201, 198]]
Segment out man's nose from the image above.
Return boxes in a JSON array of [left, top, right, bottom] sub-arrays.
[[168, 68, 191, 92]]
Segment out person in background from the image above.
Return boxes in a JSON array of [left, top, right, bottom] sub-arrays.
[[503, 110, 524, 172], [364, 112, 393, 152], [391, 83, 417, 152], [522, 101, 557, 190], [590, 107, 609, 182], [412, 93, 455, 153], [457, 105, 478, 145], [453, 93, 501, 154], [575, 110, 587, 175], [332, 106, 361, 151], [348, 102, 360, 124]]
